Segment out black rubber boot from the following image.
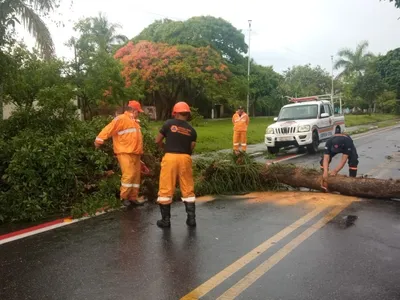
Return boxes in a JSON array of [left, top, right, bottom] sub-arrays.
[[156, 204, 171, 228], [349, 169, 357, 177], [184, 202, 196, 227]]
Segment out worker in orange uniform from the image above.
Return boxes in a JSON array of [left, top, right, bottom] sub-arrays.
[[94, 100, 144, 207], [155, 102, 197, 228], [232, 105, 250, 153]]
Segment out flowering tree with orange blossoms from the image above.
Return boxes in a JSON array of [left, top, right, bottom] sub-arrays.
[[114, 41, 231, 119]]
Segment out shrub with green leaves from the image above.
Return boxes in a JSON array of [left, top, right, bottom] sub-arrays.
[[0, 103, 162, 223]]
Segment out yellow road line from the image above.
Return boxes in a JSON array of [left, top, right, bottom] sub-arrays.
[[180, 205, 329, 300], [216, 203, 352, 300]]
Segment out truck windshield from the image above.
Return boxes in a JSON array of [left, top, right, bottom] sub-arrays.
[[278, 104, 318, 121]]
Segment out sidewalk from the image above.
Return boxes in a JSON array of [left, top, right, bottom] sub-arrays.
[[192, 120, 400, 160]]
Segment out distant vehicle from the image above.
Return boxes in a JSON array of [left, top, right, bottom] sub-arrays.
[[264, 96, 345, 154]]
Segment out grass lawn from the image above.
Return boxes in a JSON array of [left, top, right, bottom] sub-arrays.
[[149, 117, 274, 153], [344, 114, 398, 127], [149, 114, 399, 154]]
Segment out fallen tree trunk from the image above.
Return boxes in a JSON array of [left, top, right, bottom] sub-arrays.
[[95, 154, 400, 201], [262, 164, 400, 199]]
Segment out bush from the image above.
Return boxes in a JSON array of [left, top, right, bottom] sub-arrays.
[[0, 105, 162, 223], [0, 118, 113, 222]]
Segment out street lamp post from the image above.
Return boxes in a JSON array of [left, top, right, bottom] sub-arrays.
[[247, 20, 252, 114]]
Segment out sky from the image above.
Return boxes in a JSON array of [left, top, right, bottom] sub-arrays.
[[17, 0, 400, 74]]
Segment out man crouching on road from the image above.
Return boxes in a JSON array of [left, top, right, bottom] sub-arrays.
[[155, 102, 197, 228], [94, 100, 144, 207], [320, 133, 359, 190]]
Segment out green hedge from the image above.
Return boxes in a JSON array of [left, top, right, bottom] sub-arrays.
[[0, 107, 161, 223]]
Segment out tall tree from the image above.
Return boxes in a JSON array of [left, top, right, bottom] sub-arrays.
[[282, 64, 332, 97], [2, 43, 65, 109], [134, 16, 247, 64], [353, 66, 386, 112], [72, 12, 128, 54], [0, 0, 61, 119], [376, 48, 400, 97], [115, 41, 231, 120], [0, 0, 59, 58], [249, 64, 282, 116], [334, 41, 374, 78], [67, 14, 130, 119]]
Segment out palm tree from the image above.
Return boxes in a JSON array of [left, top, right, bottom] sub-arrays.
[[0, 0, 57, 59], [334, 40, 375, 78], [75, 13, 128, 54]]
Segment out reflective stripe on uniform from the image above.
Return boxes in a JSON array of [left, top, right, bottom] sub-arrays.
[[96, 137, 104, 143], [233, 143, 240, 146], [157, 196, 172, 203], [121, 182, 134, 187], [349, 167, 358, 170], [132, 183, 140, 188], [241, 143, 247, 146], [117, 128, 139, 135], [182, 196, 196, 203]]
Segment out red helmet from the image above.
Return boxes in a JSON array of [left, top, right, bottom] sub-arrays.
[[128, 100, 144, 112], [172, 102, 191, 115]]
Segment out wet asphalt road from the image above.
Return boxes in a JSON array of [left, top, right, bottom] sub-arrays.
[[261, 125, 400, 180], [1, 126, 400, 300]]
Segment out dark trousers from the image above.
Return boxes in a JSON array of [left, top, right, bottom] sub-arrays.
[[320, 150, 359, 177]]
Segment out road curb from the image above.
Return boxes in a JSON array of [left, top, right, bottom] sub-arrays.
[[249, 151, 265, 158], [0, 207, 118, 245]]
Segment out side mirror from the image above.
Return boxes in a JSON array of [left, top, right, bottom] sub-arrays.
[[273, 117, 278, 122], [321, 113, 329, 118]]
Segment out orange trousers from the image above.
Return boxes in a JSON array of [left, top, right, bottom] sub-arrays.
[[233, 131, 247, 151], [116, 153, 141, 201], [157, 153, 195, 205]]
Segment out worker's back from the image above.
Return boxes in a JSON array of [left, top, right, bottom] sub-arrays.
[[97, 111, 143, 155], [160, 118, 197, 155]]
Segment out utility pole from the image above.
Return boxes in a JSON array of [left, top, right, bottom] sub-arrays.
[[331, 55, 334, 113], [247, 20, 252, 114]]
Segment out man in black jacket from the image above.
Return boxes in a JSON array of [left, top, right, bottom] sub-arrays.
[[320, 133, 359, 190]]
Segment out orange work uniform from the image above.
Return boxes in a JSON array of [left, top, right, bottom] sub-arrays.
[[95, 111, 143, 201], [232, 112, 250, 151], [157, 119, 197, 205]]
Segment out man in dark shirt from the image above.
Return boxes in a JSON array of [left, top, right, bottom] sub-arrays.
[[320, 133, 359, 190], [155, 102, 197, 228]]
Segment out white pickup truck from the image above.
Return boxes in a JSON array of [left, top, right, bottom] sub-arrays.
[[264, 97, 345, 154]]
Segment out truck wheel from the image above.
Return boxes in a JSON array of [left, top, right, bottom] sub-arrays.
[[335, 126, 341, 134], [306, 131, 319, 154], [267, 147, 279, 154]]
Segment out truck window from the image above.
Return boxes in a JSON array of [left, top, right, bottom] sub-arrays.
[[328, 104, 334, 115], [279, 104, 318, 121], [324, 104, 332, 116]]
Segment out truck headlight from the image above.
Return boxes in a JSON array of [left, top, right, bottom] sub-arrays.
[[298, 125, 311, 132], [266, 128, 274, 134]]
